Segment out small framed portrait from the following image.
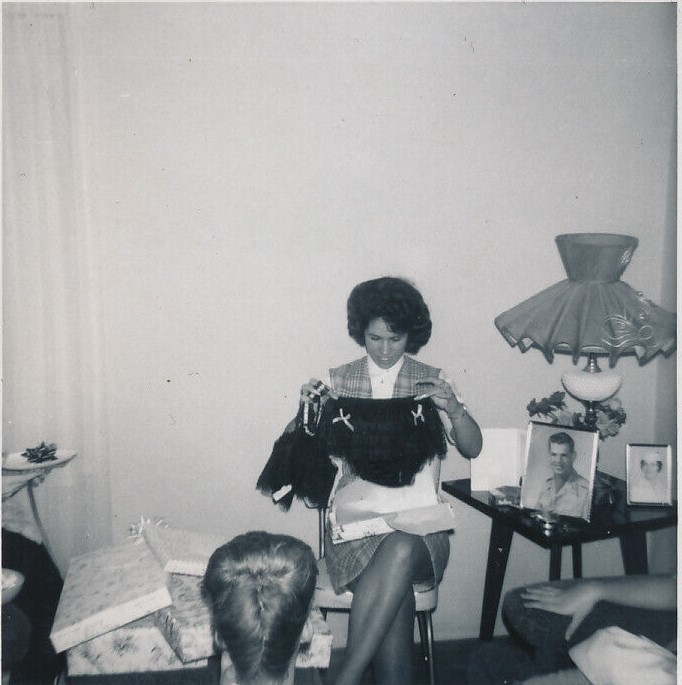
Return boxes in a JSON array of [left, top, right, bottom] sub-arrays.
[[520, 422, 599, 522], [626, 444, 673, 506]]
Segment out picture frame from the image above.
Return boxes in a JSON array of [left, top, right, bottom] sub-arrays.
[[626, 444, 673, 506], [520, 421, 599, 522]]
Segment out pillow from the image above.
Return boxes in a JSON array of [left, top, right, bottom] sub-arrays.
[[569, 626, 676, 685]]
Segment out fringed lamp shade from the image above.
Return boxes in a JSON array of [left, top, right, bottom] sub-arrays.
[[494, 233, 676, 368]]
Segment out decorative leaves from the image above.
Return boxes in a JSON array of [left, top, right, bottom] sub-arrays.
[[527, 392, 626, 441]]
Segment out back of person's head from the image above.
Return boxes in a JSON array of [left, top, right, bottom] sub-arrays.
[[203, 531, 317, 685]]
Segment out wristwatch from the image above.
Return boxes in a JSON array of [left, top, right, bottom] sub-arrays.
[[448, 399, 468, 421]]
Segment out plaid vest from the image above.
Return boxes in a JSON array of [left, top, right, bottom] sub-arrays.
[[329, 356, 441, 398]]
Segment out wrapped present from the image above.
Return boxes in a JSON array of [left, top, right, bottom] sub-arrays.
[[66, 615, 209, 674], [219, 608, 332, 673], [140, 520, 228, 576], [154, 573, 216, 663], [296, 607, 333, 669], [50, 541, 172, 653]]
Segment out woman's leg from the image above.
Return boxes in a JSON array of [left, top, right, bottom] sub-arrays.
[[371, 588, 416, 685], [334, 532, 432, 685]]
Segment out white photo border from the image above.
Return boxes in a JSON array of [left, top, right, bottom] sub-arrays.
[[626, 443, 673, 507]]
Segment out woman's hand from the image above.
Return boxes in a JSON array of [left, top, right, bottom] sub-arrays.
[[415, 376, 464, 416], [416, 375, 482, 458], [300, 379, 336, 405], [521, 582, 602, 640]]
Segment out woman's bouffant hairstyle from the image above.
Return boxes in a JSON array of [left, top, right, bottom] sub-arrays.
[[203, 531, 317, 685], [347, 277, 432, 354], [640, 459, 663, 473]]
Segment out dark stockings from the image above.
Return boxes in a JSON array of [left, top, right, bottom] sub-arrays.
[[334, 532, 432, 685]]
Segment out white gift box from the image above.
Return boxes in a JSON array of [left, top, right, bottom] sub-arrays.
[[50, 541, 172, 653], [66, 615, 209, 674], [142, 521, 228, 576]]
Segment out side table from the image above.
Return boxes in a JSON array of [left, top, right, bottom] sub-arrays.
[[441, 475, 677, 641]]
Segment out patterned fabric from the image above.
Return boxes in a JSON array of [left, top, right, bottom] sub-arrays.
[[324, 355, 450, 593], [296, 608, 333, 669], [329, 356, 441, 399], [66, 615, 209, 675], [50, 541, 172, 653], [324, 527, 449, 593], [153, 574, 215, 663]]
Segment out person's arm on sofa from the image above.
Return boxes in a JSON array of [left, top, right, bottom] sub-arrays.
[[521, 574, 676, 640]]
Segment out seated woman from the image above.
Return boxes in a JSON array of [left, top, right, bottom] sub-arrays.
[[203, 531, 318, 685], [296, 277, 482, 685]]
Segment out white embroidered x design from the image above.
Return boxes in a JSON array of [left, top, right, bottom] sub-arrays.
[[332, 409, 354, 432]]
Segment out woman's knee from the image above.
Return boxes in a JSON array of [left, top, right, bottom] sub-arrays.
[[382, 532, 428, 567], [503, 583, 574, 650]]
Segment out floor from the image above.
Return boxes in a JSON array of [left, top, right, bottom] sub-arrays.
[[56, 637, 524, 685], [321, 637, 518, 685]]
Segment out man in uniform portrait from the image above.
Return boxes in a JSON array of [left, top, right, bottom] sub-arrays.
[[537, 431, 590, 518]]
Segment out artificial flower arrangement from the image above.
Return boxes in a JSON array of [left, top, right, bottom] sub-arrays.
[[527, 391, 626, 441]]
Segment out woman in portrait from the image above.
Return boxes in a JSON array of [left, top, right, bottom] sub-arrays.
[[629, 451, 669, 504]]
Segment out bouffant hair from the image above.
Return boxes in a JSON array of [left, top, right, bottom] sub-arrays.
[[203, 531, 317, 685], [347, 277, 432, 354], [640, 458, 663, 473]]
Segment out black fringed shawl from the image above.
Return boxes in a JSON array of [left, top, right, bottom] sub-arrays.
[[257, 396, 447, 510]]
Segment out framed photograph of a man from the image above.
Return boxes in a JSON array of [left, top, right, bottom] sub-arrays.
[[520, 422, 599, 522], [626, 444, 673, 506]]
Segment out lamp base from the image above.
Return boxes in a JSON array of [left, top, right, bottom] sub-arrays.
[[561, 354, 622, 405], [580, 400, 600, 431]]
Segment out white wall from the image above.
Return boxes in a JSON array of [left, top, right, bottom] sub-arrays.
[[5, 2, 676, 641]]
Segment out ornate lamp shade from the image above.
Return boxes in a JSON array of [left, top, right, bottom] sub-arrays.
[[494, 233, 677, 368]]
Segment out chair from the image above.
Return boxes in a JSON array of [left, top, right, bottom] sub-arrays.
[[313, 508, 438, 685]]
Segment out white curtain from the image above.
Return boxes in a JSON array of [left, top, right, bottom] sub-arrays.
[[3, 4, 112, 572]]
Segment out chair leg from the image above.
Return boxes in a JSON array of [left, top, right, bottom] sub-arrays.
[[425, 611, 435, 685], [416, 611, 427, 662], [416, 610, 436, 685]]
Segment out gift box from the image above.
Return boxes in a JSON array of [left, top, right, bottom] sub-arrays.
[[296, 607, 333, 669], [154, 573, 216, 663], [66, 615, 209, 675], [142, 521, 228, 576], [219, 608, 332, 673], [50, 541, 172, 653]]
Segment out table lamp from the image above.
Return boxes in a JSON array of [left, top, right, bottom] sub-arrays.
[[494, 233, 676, 429]]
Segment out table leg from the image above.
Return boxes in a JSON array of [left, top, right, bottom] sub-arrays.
[[27, 481, 59, 570], [572, 543, 582, 578], [620, 531, 648, 575], [479, 519, 513, 641], [549, 545, 562, 581]]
